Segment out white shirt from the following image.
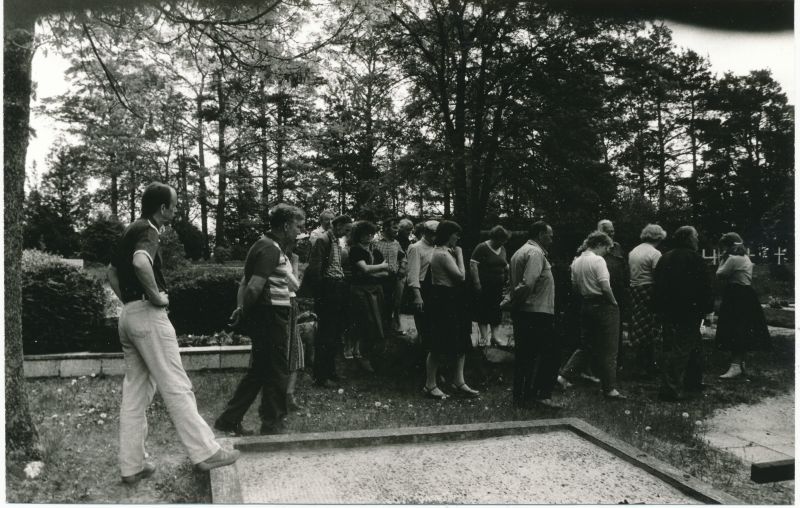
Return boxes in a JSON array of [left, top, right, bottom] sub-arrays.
[[628, 242, 662, 287], [571, 250, 610, 296]]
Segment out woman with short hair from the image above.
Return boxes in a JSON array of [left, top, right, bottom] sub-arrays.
[[469, 225, 511, 348], [627, 224, 667, 378], [559, 231, 626, 400], [423, 220, 479, 399], [715, 232, 770, 379], [347, 220, 390, 373]]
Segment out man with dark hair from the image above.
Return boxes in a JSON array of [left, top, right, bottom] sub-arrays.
[[215, 204, 306, 435], [597, 219, 630, 373], [508, 221, 561, 408], [108, 182, 238, 484], [299, 214, 353, 387], [374, 217, 406, 333], [653, 226, 714, 401]]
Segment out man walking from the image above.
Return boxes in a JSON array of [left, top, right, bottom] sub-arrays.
[[299, 214, 353, 387], [654, 226, 714, 401], [508, 221, 561, 409], [108, 182, 238, 484], [215, 204, 306, 434]]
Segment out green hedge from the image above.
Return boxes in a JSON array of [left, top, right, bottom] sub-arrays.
[[166, 266, 242, 335], [22, 250, 111, 354]]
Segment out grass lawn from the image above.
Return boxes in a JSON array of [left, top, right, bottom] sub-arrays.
[[6, 327, 794, 504]]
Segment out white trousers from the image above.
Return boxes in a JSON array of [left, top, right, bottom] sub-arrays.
[[118, 301, 220, 476]]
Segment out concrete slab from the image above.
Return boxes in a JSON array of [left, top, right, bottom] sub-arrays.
[[23, 359, 60, 378], [211, 419, 741, 504], [60, 358, 101, 377], [220, 351, 250, 369], [734, 445, 792, 464], [101, 358, 126, 376], [181, 353, 219, 371]]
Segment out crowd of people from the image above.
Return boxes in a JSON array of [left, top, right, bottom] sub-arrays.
[[107, 182, 771, 482]]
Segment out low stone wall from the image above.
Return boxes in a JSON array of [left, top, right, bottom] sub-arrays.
[[23, 346, 252, 378]]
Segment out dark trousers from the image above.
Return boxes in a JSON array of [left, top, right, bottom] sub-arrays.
[[216, 306, 289, 429], [313, 278, 347, 382], [561, 299, 620, 392], [659, 315, 703, 398], [512, 311, 559, 403], [381, 277, 396, 330]]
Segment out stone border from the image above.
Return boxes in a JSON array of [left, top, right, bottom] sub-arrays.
[[23, 346, 252, 378], [209, 419, 742, 504]]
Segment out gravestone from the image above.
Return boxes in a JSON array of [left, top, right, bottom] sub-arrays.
[[210, 419, 741, 504]]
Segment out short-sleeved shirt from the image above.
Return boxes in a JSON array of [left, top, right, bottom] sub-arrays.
[[349, 244, 385, 285], [471, 241, 508, 286], [406, 239, 436, 288], [110, 218, 166, 303], [629, 242, 662, 287], [571, 250, 610, 297], [509, 240, 554, 314], [716, 255, 753, 286], [431, 247, 465, 287], [243, 233, 291, 307], [373, 237, 404, 273]]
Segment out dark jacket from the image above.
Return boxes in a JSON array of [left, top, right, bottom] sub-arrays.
[[297, 231, 334, 297], [604, 242, 630, 314], [653, 247, 714, 320]]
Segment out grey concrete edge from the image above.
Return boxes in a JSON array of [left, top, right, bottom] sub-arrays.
[[24, 346, 253, 378], [208, 438, 243, 503], [564, 418, 743, 505], [210, 419, 742, 505]]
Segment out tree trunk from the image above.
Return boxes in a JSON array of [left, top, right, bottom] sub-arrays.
[[275, 98, 285, 202], [259, 80, 270, 223], [196, 93, 210, 259], [128, 167, 136, 222], [109, 154, 119, 219], [4, 11, 40, 458], [215, 70, 228, 245]]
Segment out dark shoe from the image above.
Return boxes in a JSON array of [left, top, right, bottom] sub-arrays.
[[196, 449, 240, 471], [422, 385, 448, 400], [121, 462, 156, 485], [214, 420, 254, 436], [451, 382, 480, 398]]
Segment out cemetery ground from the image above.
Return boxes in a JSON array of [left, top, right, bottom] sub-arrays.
[[6, 321, 794, 504]]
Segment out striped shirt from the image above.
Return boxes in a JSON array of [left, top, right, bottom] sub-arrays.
[[373, 236, 403, 273], [243, 234, 292, 307], [322, 230, 345, 279]]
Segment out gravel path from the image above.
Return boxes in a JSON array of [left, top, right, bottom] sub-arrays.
[[237, 431, 700, 504]]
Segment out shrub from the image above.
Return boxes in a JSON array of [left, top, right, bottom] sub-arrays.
[[22, 253, 109, 354], [174, 220, 205, 260], [213, 244, 232, 264], [166, 266, 242, 335], [80, 215, 124, 264], [160, 226, 189, 270]]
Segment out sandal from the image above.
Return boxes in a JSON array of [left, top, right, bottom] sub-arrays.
[[451, 382, 480, 398], [423, 385, 448, 400]]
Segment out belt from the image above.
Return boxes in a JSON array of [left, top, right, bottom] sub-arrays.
[[581, 295, 606, 302], [123, 294, 164, 306]]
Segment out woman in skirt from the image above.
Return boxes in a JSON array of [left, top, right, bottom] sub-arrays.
[[423, 220, 479, 399], [627, 224, 667, 378], [347, 220, 390, 373], [469, 225, 511, 348], [715, 232, 770, 379]]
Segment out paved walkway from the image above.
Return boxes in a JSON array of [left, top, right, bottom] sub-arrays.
[[704, 390, 795, 464]]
